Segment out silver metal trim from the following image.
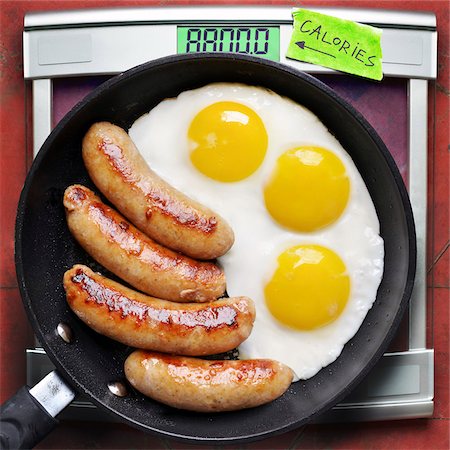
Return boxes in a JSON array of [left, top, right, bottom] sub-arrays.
[[24, 6, 436, 30], [315, 400, 434, 422], [27, 348, 47, 355], [107, 381, 128, 397], [29, 370, 76, 418], [56, 322, 74, 344], [429, 32, 438, 79], [408, 79, 428, 350], [32, 79, 52, 157]]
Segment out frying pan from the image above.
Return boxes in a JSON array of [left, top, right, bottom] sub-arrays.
[[1, 54, 415, 448]]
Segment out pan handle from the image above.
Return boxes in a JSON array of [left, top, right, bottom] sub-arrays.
[[0, 371, 75, 449]]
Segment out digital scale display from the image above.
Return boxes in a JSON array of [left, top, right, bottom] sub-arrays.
[[177, 26, 280, 61]]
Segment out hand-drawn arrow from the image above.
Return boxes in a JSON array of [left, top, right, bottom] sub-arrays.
[[295, 41, 336, 58]]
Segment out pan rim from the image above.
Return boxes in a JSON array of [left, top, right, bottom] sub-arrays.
[[15, 52, 416, 443]]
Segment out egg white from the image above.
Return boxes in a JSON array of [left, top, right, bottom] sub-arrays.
[[129, 83, 384, 381]]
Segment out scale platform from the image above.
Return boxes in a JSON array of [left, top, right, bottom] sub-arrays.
[[23, 6, 436, 423]]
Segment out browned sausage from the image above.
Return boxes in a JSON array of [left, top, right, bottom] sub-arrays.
[[64, 265, 255, 356], [64, 184, 225, 302], [82, 122, 234, 260], [124, 350, 294, 412]]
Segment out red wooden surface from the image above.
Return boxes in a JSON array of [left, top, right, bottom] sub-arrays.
[[1, 1, 448, 448]]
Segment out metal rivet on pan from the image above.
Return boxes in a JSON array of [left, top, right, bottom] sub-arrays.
[[107, 381, 128, 397], [56, 322, 73, 343]]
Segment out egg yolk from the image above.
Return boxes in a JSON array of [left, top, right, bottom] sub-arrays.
[[265, 245, 350, 330], [264, 146, 350, 232], [188, 102, 268, 182]]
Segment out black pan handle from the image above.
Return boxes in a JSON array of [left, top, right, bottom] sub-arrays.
[[0, 371, 75, 449]]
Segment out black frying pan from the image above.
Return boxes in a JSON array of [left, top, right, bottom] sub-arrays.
[[3, 54, 416, 447]]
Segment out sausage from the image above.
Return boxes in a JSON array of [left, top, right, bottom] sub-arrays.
[[64, 265, 255, 356], [124, 350, 294, 412], [82, 122, 234, 260], [64, 184, 225, 302]]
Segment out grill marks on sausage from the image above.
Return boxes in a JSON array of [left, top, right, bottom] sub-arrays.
[[85, 201, 219, 281], [89, 202, 144, 257], [145, 189, 218, 233], [99, 138, 136, 181], [64, 185, 226, 302], [70, 268, 238, 330], [98, 138, 218, 234], [145, 353, 277, 386]]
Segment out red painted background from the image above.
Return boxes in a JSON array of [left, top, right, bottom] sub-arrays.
[[0, 1, 448, 448]]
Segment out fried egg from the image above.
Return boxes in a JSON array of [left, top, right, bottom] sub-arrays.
[[129, 83, 384, 381]]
